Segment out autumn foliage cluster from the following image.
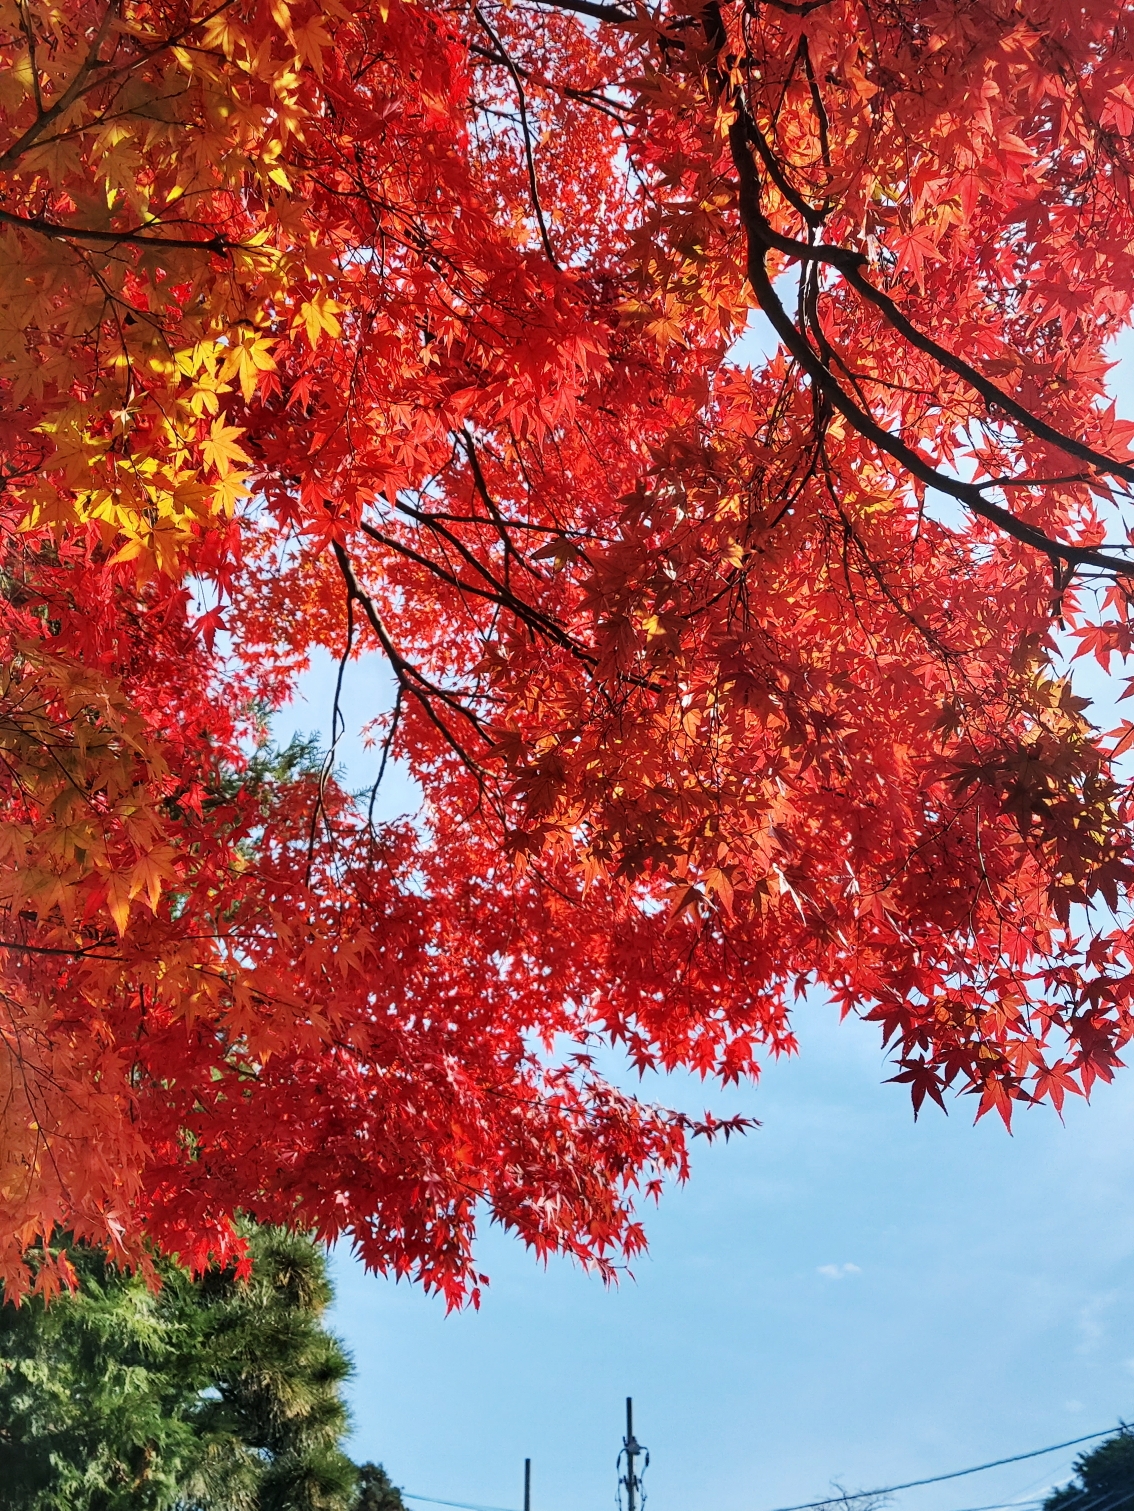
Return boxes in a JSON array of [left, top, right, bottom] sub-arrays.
[[5, 0, 1134, 1301]]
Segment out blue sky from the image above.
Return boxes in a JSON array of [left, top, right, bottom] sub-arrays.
[[273, 337, 1134, 1511]]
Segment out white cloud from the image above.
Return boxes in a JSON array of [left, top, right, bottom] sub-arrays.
[[817, 1263, 862, 1280], [1076, 1292, 1116, 1355]]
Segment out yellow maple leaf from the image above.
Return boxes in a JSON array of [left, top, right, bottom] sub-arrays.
[[220, 334, 277, 402], [129, 847, 177, 912], [201, 417, 251, 478], [105, 873, 132, 937], [292, 15, 332, 77], [211, 470, 252, 515], [295, 293, 343, 349]]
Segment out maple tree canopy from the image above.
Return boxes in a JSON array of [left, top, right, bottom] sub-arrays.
[[3, 0, 1134, 1304]]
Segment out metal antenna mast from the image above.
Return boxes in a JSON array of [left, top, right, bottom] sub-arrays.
[[524, 1459, 531, 1511], [618, 1398, 649, 1511]]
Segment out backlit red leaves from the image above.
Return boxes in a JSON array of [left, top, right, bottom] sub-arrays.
[[4, 0, 1134, 1298]]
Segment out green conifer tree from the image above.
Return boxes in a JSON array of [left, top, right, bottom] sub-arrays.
[[0, 1223, 373, 1511], [1044, 1430, 1134, 1511], [184, 1225, 359, 1511], [0, 1243, 201, 1510], [354, 1464, 408, 1511]]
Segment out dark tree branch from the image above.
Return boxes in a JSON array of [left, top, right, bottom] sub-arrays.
[[0, 0, 238, 171], [330, 541, 490, 779], [734, 159, 1134, 573], [693, 3, 1134, 577], [523, 0, 635, 22], [0, 206, 235, 252], [839, 258, 1134, 491], [473, 7, 560, 267], [0, 0, 121, 170], [0, 937, 122, 960]]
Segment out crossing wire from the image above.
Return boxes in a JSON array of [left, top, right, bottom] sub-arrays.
[[763, 1427, 1121, 1511]]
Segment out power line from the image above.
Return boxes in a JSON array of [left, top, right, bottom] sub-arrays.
[[398, 1421, 1126, 1511], [762, 1427, 1119, 1511], [980, 1475, 1134, 1511], [402, 1495, 519, 1511], [944, 1501, 1046, 1511]]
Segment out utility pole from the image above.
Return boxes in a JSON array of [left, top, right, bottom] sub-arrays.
[[619, 1398, 648, 1511], [524, 1459, 531, 1511]]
